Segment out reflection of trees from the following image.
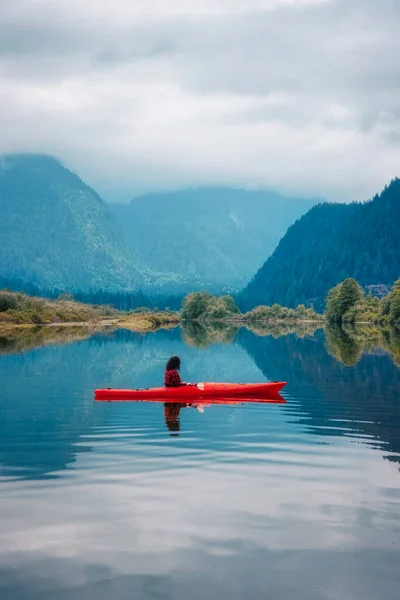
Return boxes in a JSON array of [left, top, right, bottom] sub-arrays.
[[183, 320, 400, 367], [325, 325, 364, 366], [0, 325, 108, 356], [325, 324, 400, 368], [181, 320, 239, 348], [181, 320, 321, 347], [239, 328, 400, 469], [246, 321, 322, 339], [380, 326, 400, 368]]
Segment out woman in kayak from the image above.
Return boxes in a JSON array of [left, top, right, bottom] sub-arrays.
[[164, 355, 187, 387]]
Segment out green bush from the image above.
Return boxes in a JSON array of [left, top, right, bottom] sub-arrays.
[[244, 302, 321, 322], [181, 292, 241, 321], [0, 289, 108, 324], [0, 292, 18, 312], [390, 289, 400, 323], [326, 278, 363, 323]]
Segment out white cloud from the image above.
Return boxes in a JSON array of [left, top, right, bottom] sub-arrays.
[[0, 0, 399, 201]]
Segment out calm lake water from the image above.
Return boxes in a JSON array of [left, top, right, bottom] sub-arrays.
[[1, 325, 400, 600]]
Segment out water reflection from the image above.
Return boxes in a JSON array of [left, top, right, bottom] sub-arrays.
[[163, 402, 207, 434], [164, 402, 186, 434], [0, 324, 109, 355], [1, 325, 399, 480], [326, 323, 400, 368], [239, 327, 400, 467], [244, 319, 322, 338], [181, 319, 322, 347], [181, 319, 239, 347], [325, 324, 365, 366], [1, 325, 400, 600], [2, 321, 399, 368]]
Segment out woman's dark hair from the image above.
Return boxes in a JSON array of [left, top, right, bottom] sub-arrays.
[[166, 355, 181, 371]]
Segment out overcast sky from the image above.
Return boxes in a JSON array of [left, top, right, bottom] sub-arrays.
[[0, 0, 399, 202]]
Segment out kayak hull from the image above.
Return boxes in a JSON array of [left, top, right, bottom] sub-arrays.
[[95, 381, 286, 401], [95, 396, 286, 405]]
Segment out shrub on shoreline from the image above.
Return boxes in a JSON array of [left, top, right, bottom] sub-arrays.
[[0, 290, 116, 324]]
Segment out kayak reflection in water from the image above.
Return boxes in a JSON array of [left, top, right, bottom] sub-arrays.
[[164, 402, 187, 435], [164, 402, 206, 435]]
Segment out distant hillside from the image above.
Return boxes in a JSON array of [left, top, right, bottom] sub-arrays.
[[240, 178, 400, 311], [0, 154, 152, 292], [109, 188, 315, 291]]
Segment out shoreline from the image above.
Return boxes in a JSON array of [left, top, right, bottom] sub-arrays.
[[0, 319, 119, 330], [0, 314, 181, 333], [1, 317, 388, 333], [1, 315, 396, 334], [0, 316, 325, 331]]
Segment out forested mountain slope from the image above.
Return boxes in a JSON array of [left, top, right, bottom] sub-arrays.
[[240, 178, 400, 310], [110, 188, 315, 291], [0, 155, 314, 294], [0, 154, 152, 291]]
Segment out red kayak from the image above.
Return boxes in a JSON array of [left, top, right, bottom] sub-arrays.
[[95, 381, 286, 402]]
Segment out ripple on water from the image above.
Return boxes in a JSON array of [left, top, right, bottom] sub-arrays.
[[0, 328, 400, 600]]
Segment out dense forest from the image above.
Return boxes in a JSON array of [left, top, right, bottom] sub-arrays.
[[0, 153, 314, 296], [2, 153, 399, 310], [110, 188, 314, 291], [0, 154, 154, 291], [0, 276, 183, 311], [240, 178, 400, 311]]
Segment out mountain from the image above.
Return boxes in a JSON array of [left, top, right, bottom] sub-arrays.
[[0, 154, 153, 292], [240, 178, 400, 311], [109, 188, 315, 292]]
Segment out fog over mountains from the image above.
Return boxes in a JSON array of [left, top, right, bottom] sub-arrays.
[[0, 154, 314, 294]]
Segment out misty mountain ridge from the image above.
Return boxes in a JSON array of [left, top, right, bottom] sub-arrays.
[[0, 154, 315, 294], [109, 188, 315, 291]]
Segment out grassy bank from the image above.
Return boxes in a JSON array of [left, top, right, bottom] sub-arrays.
[[119, 311, 180, 332], [3, 277, 399, 335], [0, 290, 180, 332], [0, 289, 324, 331], [0, 290, 119, 325], [2, 289, 399, 366]]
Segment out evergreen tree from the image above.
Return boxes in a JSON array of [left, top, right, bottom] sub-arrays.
[[326, 278, 363, 323], [336, 278, 363, 320], [325, 283, 342, 322]]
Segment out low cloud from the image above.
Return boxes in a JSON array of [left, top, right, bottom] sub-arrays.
[[0, 0, 399, 201]]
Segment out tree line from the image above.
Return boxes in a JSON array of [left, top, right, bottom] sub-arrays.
[[326, 277, 400, 325], [0, 277, 183, 311], [240, 177, 400, 312]]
